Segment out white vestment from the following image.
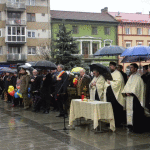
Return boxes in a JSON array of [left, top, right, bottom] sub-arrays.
[[104, 70, 125, 108], [122, 72, 145, 125], [89, 75, 105, 100]]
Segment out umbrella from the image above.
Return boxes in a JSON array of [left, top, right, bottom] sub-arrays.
[[0, 67, 12, 73], [90, 63, 113, 80], [19, 65, 34, 71], [34, 60, 57, 69], [71, 67, 84, 73], [121, 56, 150, 63], [94, 45, 125, 56], [121, 46, 150, 57]]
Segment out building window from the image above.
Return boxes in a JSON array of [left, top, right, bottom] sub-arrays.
[[92, 27, 97, 35], [104, 27, 110, 35], [126, 42, 131, 48], [148, 29, 150, 35], [0, 30, 1, 37], [41, 13, 45, 16], [27, 30, 35, 38], [27, 0, 35, 6], [137, 42, 143, 46], [125, 28, 130, 34], [72, 26, 78, 34], [137, 28, 142, 35], [92, 43, 98, 54], [42, 29, 46, 32], [28, 47, 36, 55], [27, 13, 35, 22], [8, 47, 21, 54], [0, 47, 2, 55], [6, 26, 26, 42], [148, 42, 150, 46]]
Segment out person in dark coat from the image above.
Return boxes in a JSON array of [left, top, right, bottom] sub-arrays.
[[51, 69, 59, 111], [145, 65, 150, 111], [55, 64, 69, 117], [117, 65, 128, 85], [30, 69, 42, 112], [141, 65, 149, 84], [4, 72, 12, 103], [40, 71, 52, 114]]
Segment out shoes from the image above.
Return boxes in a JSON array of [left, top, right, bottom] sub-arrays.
[[56, 114, 64, 117], [44, 110, 49, 114], [56, 114, 68, 118], [24, 106, 29, 110]]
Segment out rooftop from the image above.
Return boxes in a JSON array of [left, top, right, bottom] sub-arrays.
[[51, 10, 118, 23], [109, 12, 150, 23]]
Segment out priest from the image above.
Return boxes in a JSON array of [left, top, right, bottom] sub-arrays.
[[122, 63, 146, 133], [104, 62, 125, 127], [89, 69, 105, 101]]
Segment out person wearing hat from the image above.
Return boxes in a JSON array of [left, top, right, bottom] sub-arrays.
[[104, 62, 125, 127], [19, 68, 31, 109]]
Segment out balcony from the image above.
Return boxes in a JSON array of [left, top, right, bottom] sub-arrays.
[[6, 2, 26, 11], [7, 54, 27, 61], [6, 19, 26, 25], [6, 35, 26, 44]]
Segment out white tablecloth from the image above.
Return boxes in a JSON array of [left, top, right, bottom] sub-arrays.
[[69, 99, 115, 132]]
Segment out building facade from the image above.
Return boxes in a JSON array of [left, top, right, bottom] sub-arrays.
[[51, 8, 119, 65], [109, 12, 150, 72], [0, 0, 51, 67]]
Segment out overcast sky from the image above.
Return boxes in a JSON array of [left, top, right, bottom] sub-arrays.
[[50, 0, 150, 14]]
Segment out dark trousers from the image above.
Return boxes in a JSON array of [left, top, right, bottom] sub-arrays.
[[42, 92, 51, 111], [7, 93, 12, 102], [51, 96, 58, 109], [56, 94, 67, 115], [32, 92, 41, 111]]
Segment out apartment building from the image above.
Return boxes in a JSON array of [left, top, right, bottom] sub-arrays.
[[109, 12, 150, 71], [0, 0, 51, 67]]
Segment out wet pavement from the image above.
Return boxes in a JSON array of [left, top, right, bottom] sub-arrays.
[[0, 100, 150, 150]]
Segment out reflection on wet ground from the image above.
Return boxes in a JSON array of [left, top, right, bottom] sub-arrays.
[[0, 100, 150, 150]]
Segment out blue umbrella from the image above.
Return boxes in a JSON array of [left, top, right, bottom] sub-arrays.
[[121, 46, 150, 57], [121, 56, 150, 63], [94, 45, 125, 56]]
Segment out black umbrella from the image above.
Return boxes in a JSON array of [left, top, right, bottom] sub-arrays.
[[94, 45, 125, 56], [34, 60, 57, 69], [90, 63, 113, 80]]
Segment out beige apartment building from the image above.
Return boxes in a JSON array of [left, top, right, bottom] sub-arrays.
[[109, 12, 150, 72], [0, 0, 50, 67]]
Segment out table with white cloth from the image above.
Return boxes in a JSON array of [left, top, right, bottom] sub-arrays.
[[69, 99, 116, 132]]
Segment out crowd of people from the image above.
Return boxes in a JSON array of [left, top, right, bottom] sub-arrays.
[[1, 62, 150, 133]]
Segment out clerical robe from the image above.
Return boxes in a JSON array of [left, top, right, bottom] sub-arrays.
[[122, 72, 146, 133], [89, 75, 105, 101], [104, 70, 125, 126]]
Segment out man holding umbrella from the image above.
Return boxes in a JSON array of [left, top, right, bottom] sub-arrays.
[[105, 62, 125, 127]]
